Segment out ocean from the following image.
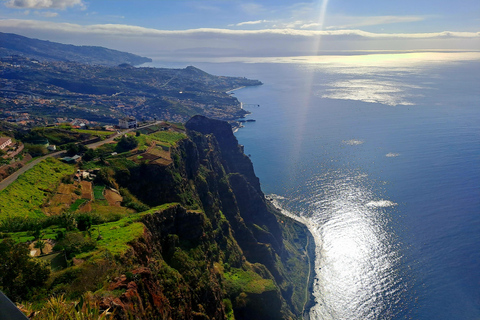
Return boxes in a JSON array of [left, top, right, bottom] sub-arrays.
[[148, 52, 480, 319]]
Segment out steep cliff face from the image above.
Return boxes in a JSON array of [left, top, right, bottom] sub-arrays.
[[102, 116, 313, 319]]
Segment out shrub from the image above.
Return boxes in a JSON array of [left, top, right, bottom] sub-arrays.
[[116, 136, 138, 152]]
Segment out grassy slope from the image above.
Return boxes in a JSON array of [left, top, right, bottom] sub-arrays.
[[0, 158, 74, 221]]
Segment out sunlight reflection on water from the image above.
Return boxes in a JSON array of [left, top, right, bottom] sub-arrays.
[[279, 170, 406, 319]]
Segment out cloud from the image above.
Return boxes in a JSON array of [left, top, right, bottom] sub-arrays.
[[232, 20, 271, 27], [326, 15, 426, 30], [4, 0, 84, 10], [1, 19, 478, 39], [273, 15, 427, 30], [0, 19, 478, 59]]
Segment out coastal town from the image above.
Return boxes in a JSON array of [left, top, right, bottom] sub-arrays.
[[0, 56, 261, 128]]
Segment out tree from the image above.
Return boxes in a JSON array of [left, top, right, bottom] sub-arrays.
[[65, 143, 88, 157], [25, 144, 48, 157], [0, 239, 50, 302], [82, 148, 97, 162], [34, 240, 46, 255], [116, 135, 138, 152]]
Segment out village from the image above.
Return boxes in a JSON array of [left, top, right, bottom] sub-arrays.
[[0, 55, 257, 128]]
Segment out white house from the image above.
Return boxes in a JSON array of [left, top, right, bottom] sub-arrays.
[[0, 137, 12, 150], [118, 116, 137, 129]]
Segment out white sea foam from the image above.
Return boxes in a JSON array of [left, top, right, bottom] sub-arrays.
[[366, 200, 398, 208], [386, 153, 400, 157], [342, 139, 364, 145]]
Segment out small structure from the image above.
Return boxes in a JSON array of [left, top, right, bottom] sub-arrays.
[[0, 137, 12, 150], [118, 116, 137, 129], [61, 155, 81, 163]]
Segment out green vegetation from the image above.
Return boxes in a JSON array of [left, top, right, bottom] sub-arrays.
[[223, 266, 276, 295], [138, 202, 180, 216], [0, 117, 311, 320], [21, 127, 91, 147], [116, 135, 138, 152], [95, 218, 144, 256], [0, 158, 74, 222], [0, 238, 50, 302], [149, 131, 186, 146], [71, 129, 112, 137], [119, 187, 149, 212], [93, 185, 105, 200], [69, 199, 88, 212]]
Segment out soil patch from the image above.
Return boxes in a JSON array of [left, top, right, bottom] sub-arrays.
[[80, 181, 93, 200], [79, 201, 92, 213], [105, 189, 123, 207]]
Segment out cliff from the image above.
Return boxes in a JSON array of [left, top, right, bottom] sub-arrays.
[[6, 117, 313, 319], [102, 116, 314, 319]]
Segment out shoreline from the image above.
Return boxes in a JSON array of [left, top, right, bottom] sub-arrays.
[[267, 194, 321, 319], [226, 86, 246, 94]]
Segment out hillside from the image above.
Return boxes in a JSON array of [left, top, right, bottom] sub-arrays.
[[0, 118, 314, 319], [0, 32, 151, 66]]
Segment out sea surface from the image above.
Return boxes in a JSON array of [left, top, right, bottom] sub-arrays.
[[148, 52, 480, 319]]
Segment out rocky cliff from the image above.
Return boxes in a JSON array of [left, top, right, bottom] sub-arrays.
[[11, 116, 314, 320], [94, 116, 315, 319]]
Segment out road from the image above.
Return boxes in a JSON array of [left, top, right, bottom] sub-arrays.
[[0, 121, 162, 192]]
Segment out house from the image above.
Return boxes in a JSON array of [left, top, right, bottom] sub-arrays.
[[118, 116, 137, 129], [61, 155, 81, 163], [0, 137, 12, 150]]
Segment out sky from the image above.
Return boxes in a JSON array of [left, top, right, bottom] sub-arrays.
[[0, 0, 479, 61]]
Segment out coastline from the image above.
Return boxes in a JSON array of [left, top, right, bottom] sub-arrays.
[[267, 194, 320, 319], [226, 86, 246, 93]]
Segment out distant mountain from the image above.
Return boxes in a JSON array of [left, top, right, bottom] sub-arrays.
[[0, 32, 152, 66]]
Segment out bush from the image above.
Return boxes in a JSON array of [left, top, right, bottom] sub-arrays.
[[119, 187, 149, 212], [82, 148, 97, 162], [25, 143, 48, 157], [116, 136, 138, 152], [58, 232, 97, 259]]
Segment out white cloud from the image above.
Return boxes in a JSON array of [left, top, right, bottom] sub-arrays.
[[0, 19, 478, 59], [233, 20, 271, 27], [1, 19, 478, 39], [273, 15, 428, 30], [4, 0, 84, 10], [326, 15, 426, 30]]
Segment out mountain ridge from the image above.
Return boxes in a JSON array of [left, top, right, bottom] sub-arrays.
[[0, 32, 152, 66]]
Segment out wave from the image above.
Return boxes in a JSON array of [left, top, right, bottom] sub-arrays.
[[342, 139, 364, 145], [386, 153, 400, 157], [366, 200, 398, 207]]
